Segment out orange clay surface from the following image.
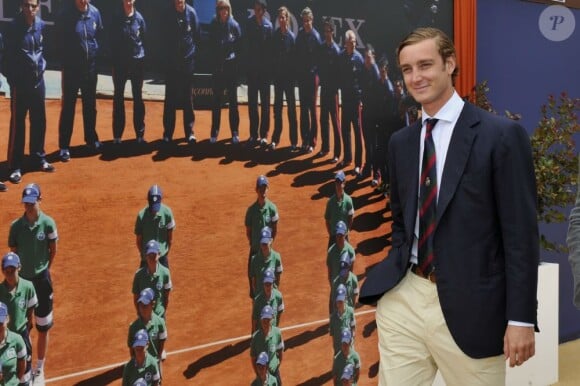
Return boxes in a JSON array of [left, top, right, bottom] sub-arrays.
[[0, 98, 392, 385]]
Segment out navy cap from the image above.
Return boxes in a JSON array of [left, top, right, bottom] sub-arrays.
[[0, 302, 8, 323], [137, 288, 155, 305], [25, 183, 41, 199], [335, 170, 346, 182], [260, 305, 274, 319], [341, 363, 355, 380], [133, 379, 147, 386], [2, 252, 20, 269], [341, 328, 352, 343], [132, 329, 149, 347], [22, 186, 40, 204], [263, 268, 275, 284], [145, 240, 160, 255], [336, 284, 347, 302], [148, 185, 162, 212], [335, 221, 347, 236], [260, 226, 272, 244], [256, 175, 269, 187], [256, 351, 269, 365]]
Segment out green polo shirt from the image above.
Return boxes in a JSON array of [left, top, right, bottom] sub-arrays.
[[326, 242, 355, 284], [121, 352, 160, 386], [0, 331, 27, 386], [135, 204, 176, 259], [324, 193, 354, 236], [330, 305, 356, 354], [128, 314, 167, 360], [132, 264, 172, 318], [8, 211, 58, 279], [250, 326, 284, 375], [245, 199, 279, 252], [332, 349, 361, 386], [0, 278, 38, 332], [250, 249, 283, 292], [252, 288, 284, 327], [251, 373, 279, 386]]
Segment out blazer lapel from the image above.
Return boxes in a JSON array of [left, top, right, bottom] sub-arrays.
[[436, 103, 480, 224]]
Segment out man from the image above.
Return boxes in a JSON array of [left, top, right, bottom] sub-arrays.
[[567, 155, 580, 309], [324, 171, 354, 248], [332, 329, 360, 386], [162, 0, 200, 146], [318, 18, 341, 161], [245, 175, 279, 295], [132, 240, 173, 320], [110, 0, 147, 145], [251, 351, 278, 386], [56, 0, 104, 162], [122, 329, 160, 386], [326, 222, 355, 285], [5, 0, 55, 185], [0, 252, 38, 385], [338, 30, 364, 176], [250, 305, 284, 385], [360, 45, 380, 181], [249, 227, 283, 298], [0, 302, 27, 385], [8, 184, 58, 383], [252, 268, 284, 332], [208, 0, 241, 144], [135, 185, 176, 268], [330, 257, 358, 313], [329, 287, 356, 355], [295, 7, 321, 153], [270, 6, 297, 151], [244, 0, 272, 148], [360, 27, 539, 385], [128, 288, 167, 362]]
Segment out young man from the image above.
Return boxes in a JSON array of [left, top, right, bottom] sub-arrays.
[[330, 257, 358, 312], [9, 184, 57, 383], [249, 227, 283, 298], [338, 30, 364, 176], [326, 222, 356, 285], [128, 288, 167, 362], [360, 27, 539, 385], [360, 45, 380, 181], [318, 18, 341, 160], [332, 329, 360, 386], [56, 0, 104, 161], [250, 305, 284, 385], [122, 329, 160, 386], [135, 185, 176, 268], [209, 0, 241, 144], [244, 0, 273, 148], [0, 302, 27, 385], [324, 171, 354, 248], [4, 0, 54, 184], [251, 351, 278, 386], [329, 287, 356, 354], [252, 268, 284, 332], [270, 6, 297, 151], [245, 175, 279, 296], [162, 0, 200, 146], [110, 0, 147, 145], [132, 240, 173, 320], [295, 7, 321, 153], [0, 252, 37, 385]]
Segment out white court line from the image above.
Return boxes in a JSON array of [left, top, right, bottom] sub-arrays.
[[46, 309, 376, 383]]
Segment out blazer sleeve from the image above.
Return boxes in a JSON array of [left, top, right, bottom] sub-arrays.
[[567, 155, 580, 309]]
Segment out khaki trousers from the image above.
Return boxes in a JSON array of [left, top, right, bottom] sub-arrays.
[[376, 270, 505, 386]]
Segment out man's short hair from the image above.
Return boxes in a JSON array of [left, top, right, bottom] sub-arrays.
[[322, 18, 335, 33], [277, 6, 288, 18], [301, 7, 313, 20], [396, 27, 459, 84]]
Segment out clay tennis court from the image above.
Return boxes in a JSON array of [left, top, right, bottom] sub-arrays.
[[0, 98, 390, 385]]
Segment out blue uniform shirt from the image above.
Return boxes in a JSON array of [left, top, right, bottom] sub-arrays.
[[4, 13, 46, 88], [361, 63, 379, 106], [208, 15, 241, 70], [110, 9, 146, 66], [272, 28, 296, 81], [339, 49, 364, 102], [57, 4, 103, 71], [244, 15, 273, 73], [318, 40, 340, 89], [164, 4, 200, 74], [295, 27, 321, 78]]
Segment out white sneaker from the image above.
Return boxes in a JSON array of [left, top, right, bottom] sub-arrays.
[[210, 137, 217, 144], [33, 369, 45, 385], [161, 349, 167, 361]]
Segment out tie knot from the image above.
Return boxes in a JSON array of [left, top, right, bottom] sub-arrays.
[[425, 118, 438, 134]]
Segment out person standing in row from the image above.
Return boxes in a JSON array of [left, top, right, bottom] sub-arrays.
[[8, 184, 58, 384], [209, 0, 241, 145], [295, 7, 320, 153], [269, 6, 297, 151], [318, 18, 341, 161], [324, 171, 354, 249], [338, 30, 364, 176], [0, 302, 27, 385], [244, 0, 273, 148], [4, 0, 54, 185], [122, 329, 160, 386], [360, 45, 380, 181], [162, 0, 200, 146], [110, 0, 147, 145], [56, 0, 103, 162]]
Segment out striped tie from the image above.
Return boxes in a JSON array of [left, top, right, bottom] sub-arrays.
[[418, 118, 439, 276]]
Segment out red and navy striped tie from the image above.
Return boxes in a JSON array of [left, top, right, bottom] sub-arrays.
[[418, 118, 439, 276]]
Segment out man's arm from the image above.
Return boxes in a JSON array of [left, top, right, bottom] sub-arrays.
[[48, 239, 57, 269]]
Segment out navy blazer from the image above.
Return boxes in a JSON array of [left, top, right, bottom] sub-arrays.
[[360, 102, 539, 358]]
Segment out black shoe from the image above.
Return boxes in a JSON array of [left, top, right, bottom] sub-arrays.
[[188, 134, 197, 145], [0, 182, 6, 192], [40, 161, 55, 173], [60, 149, 71, 162], [9, 170, 22, 184]]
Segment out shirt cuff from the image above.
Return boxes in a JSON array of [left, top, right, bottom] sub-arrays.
[[508, 320, 534, 327]]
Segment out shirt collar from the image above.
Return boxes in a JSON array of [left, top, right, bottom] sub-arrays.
[[421, 90, 464, 125]]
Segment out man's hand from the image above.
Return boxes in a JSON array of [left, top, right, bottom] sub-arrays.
[[504, 325, 535, 367]]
